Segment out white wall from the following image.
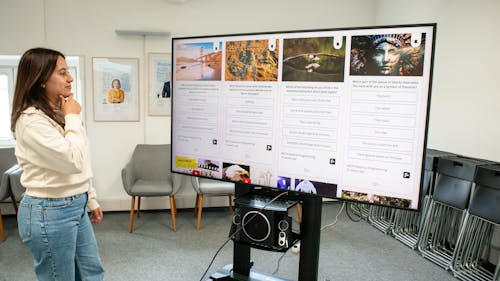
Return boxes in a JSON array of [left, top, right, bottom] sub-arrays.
[[375, 0, 500, 161], [0, 0, 376, 211]]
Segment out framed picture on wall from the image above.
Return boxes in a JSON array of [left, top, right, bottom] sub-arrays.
[[147, 52, 172, 116], [92, 57, 140, 121]]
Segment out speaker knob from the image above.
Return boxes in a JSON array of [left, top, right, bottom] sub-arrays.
[[278, 219, 289, 231], [232, 214, 241, 225]]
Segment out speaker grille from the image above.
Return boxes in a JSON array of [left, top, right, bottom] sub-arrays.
[[242, 211, 271, 242]]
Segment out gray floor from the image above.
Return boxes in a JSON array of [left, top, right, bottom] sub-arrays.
[[0, 202, 458, 281]]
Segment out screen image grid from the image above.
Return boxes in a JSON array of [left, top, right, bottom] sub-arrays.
[[172, 25, 434, 210]]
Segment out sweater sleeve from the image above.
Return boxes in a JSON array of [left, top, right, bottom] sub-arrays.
[[20, 114, 87, 174], [87, 178, 100, 211]]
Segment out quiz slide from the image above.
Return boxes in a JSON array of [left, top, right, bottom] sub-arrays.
[[171, 24, 435, 210]]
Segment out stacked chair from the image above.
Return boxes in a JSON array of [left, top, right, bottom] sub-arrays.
[[450, 164, 500, 281], [418, 155, 493, 269], [392, 149, 455, 248], [347, 202, 370, 221], [368, 205, 395, 234]]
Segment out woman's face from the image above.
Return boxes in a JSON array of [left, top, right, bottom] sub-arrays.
[[44, 56, 73, 104], [372, 42, 400, 75], [112, 80, 121, 89]]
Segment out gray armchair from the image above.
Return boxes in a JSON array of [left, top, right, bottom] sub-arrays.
[[8, 166, 25, 204], [121, 144, 183, 233], [191, 177, 234, 230], [0, 147, 19, 241]]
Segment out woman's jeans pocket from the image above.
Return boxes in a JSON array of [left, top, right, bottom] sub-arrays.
[[17, 202, 32, 240]]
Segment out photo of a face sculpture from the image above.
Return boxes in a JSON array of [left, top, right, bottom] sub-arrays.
[[350, 33, 426, 76], [282, 36, 345, 82]]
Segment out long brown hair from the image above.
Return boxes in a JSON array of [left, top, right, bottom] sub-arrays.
[[10, 47, 66, 134]]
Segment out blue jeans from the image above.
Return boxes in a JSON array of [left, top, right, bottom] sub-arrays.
[[18, 193, 104, 281]]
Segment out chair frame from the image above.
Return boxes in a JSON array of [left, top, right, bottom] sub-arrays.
[[121, 144, 182, 233], [128, 195, 178, 233], [192, 177, 234, 230]]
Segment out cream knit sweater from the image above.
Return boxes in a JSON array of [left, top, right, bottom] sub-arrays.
[[14, 107, 99, 210]]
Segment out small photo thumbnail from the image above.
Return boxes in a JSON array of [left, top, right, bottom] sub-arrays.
[[283, 36, 345, 82], [225, 39, 279, 81], [222, 162, 251, 182]]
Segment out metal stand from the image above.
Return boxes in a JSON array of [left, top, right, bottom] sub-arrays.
[[209, 184, 323, 281], [298, 195, 322, 281]]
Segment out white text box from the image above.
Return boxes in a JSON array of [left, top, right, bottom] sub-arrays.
[[283, 127, 337, 140], [282, 138, 336, 151], [283, 117, 338, 129], [283, 95, 340, 106], [349, 139, 413, 153], [348, 150, 412, 164], [351, 103, 417, 115], [227, 96, 274, 107], [351, 114, 415, 127], [351, 90, 417, 103], [226, 128, 273, 139], [227, 118, 273, 129], [350, 126, 414, 140], [283, 106, 339, 118]]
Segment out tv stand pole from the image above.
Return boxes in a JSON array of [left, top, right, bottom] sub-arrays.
[[232, 182, 253, 278], [298, 194, 322, 281], [232, 241, 251, 278]]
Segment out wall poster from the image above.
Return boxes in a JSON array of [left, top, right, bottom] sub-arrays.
[[92, 57, 140, 121], [148, 53, 172, 116]]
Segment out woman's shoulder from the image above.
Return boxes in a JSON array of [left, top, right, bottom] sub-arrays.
[[18, 107, 55, 126]]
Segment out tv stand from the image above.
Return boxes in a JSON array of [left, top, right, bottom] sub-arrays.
[[209, 183, 323, 281]]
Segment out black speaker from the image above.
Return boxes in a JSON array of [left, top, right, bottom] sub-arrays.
[[229, 195, 297, 251]]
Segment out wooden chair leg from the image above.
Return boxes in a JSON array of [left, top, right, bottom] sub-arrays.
[[170, 196, 177, 232], [11, 195, 18, 215], [137, 196, 141, 218], [0, 208, 5, 241], [196, 194, 204, 230], [129, 196, 136, 233], [228, 194, 233, 215], [172, 197, 177, 217], [296, 203, 302, 224], [194, 194, 199, 216]]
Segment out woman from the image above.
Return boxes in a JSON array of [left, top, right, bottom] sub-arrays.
[[107, 78, 125, 103], [11, 48, 104, 281]]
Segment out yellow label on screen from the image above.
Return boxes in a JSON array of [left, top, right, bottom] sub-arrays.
[[175, 157, 197, 169]]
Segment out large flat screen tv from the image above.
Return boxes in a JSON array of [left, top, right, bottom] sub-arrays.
[[171, 24, 436, 211]]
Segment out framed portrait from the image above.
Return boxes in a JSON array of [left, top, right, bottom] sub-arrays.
[[92, 57, 140, 121], [147, 53, 172, 116]]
